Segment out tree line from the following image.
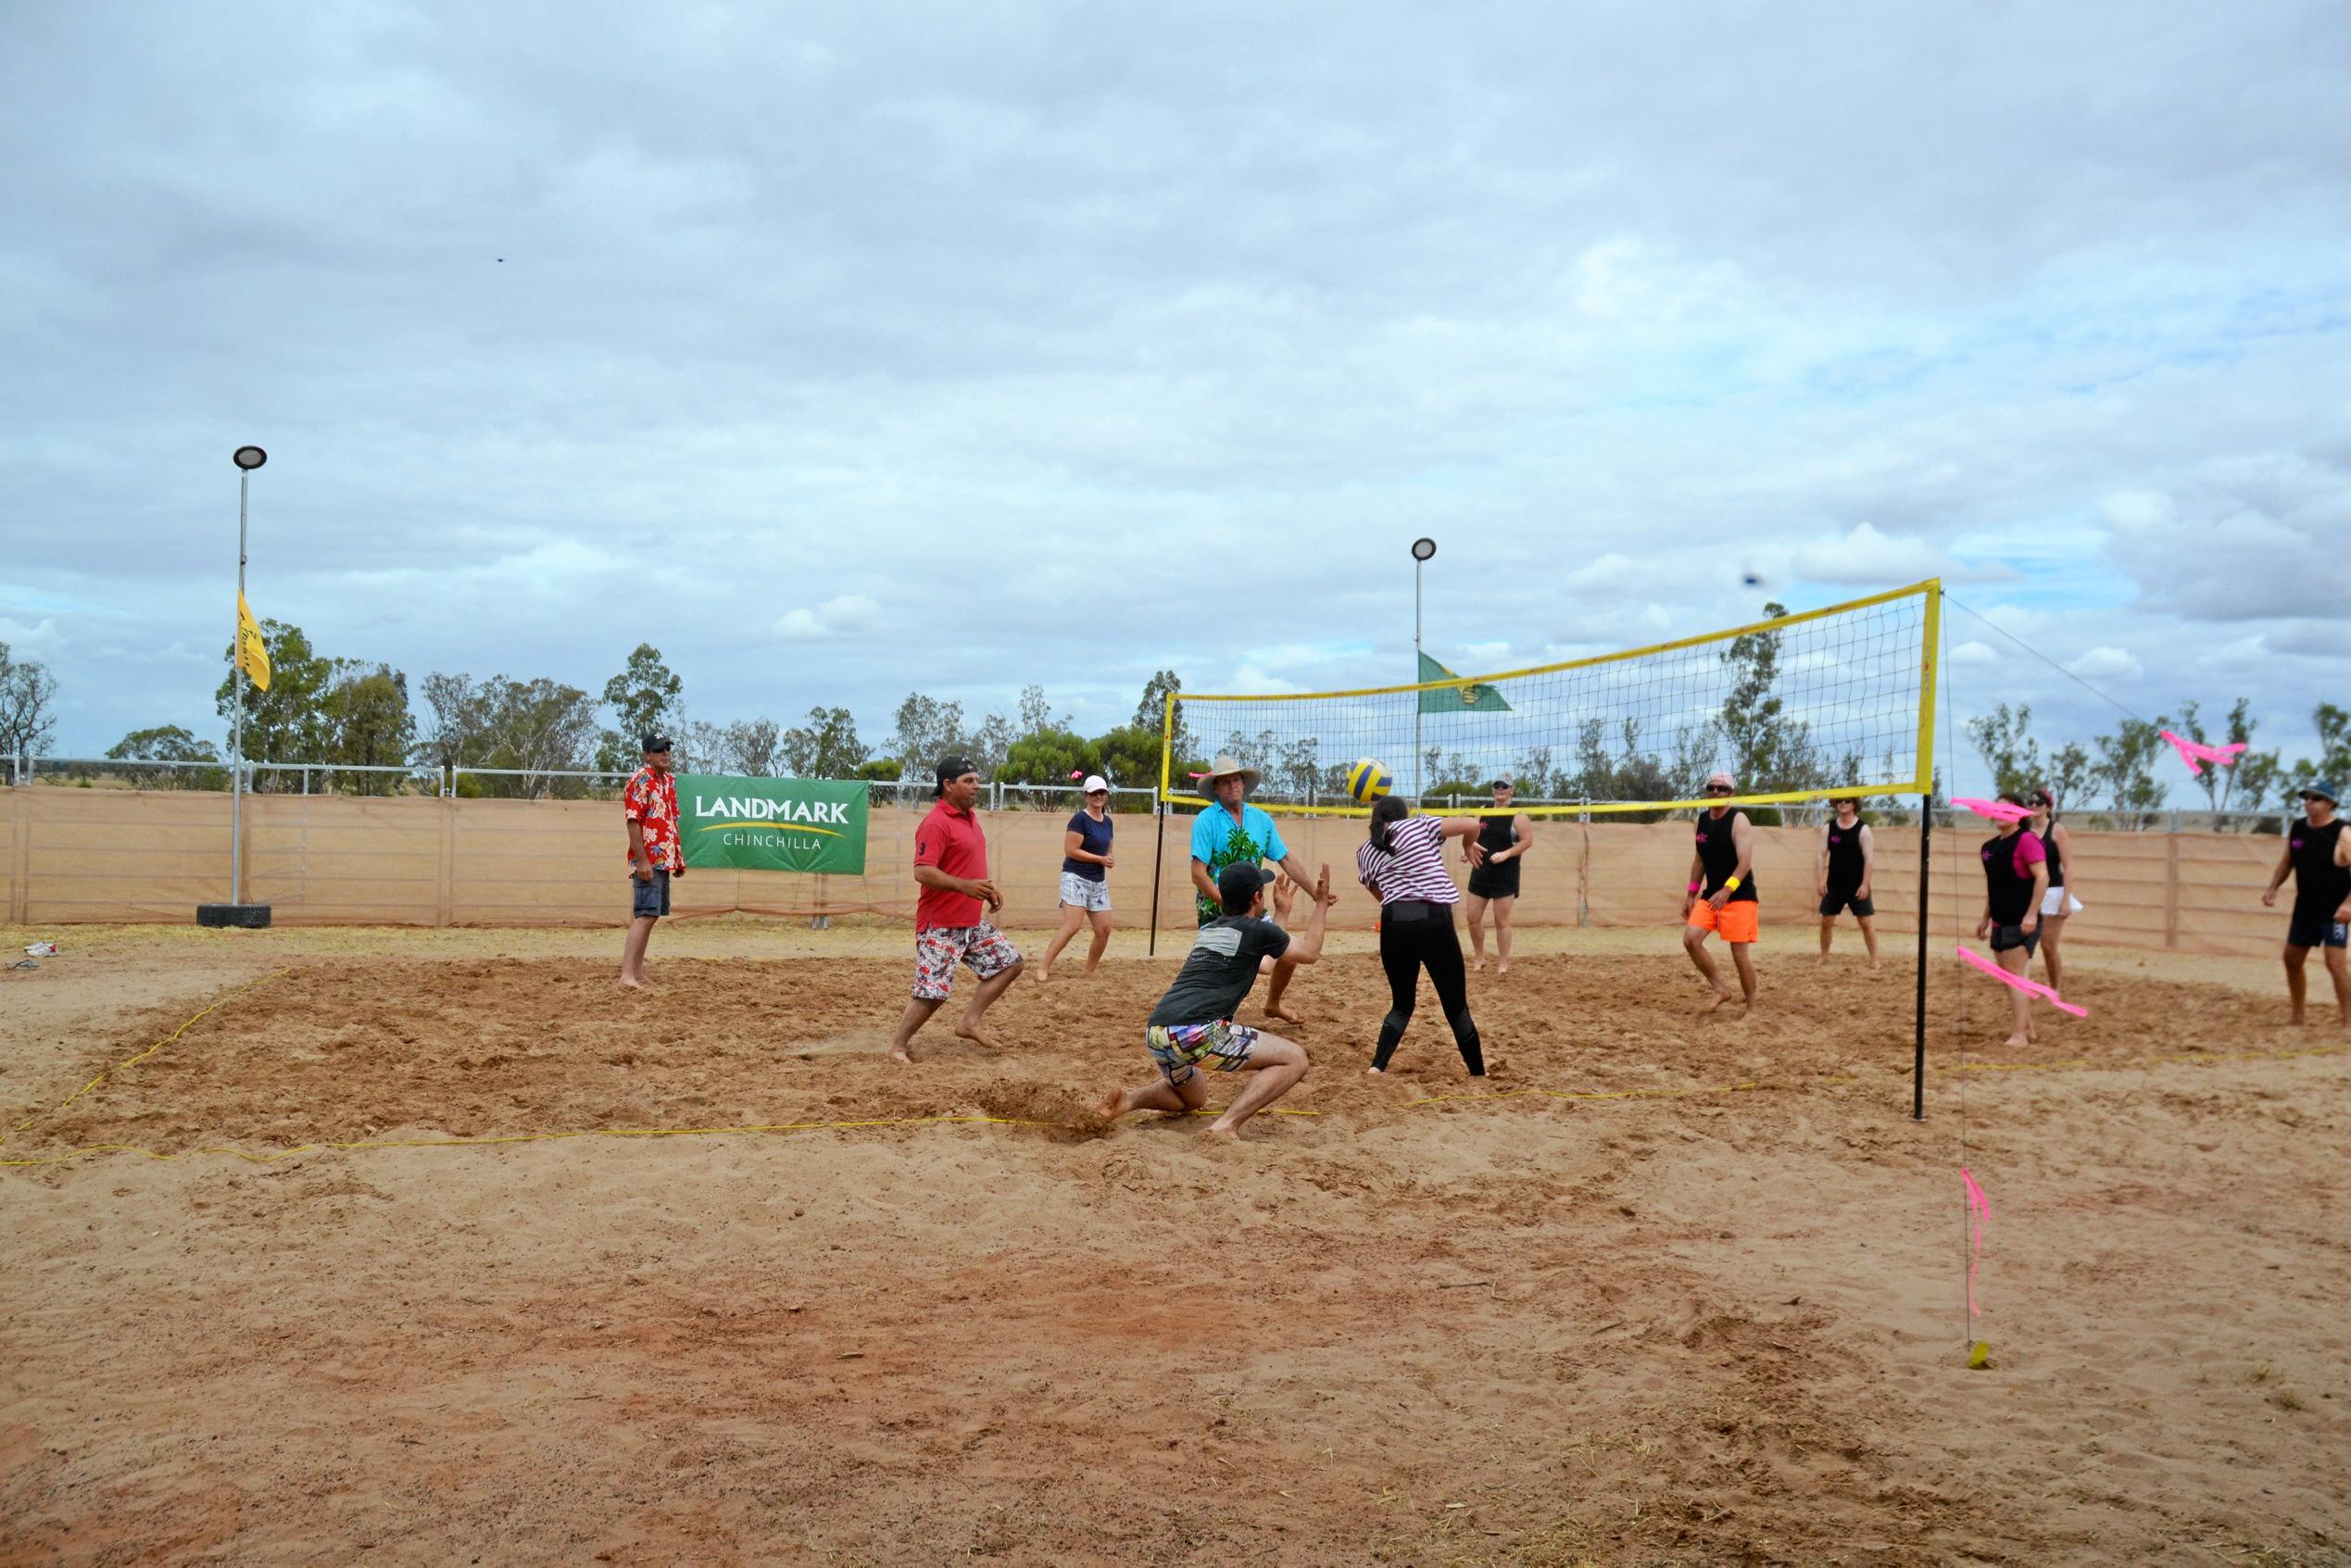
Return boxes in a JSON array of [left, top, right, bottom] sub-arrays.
[[78, 621, 1205, 802], [16, 614, 2347, 816]]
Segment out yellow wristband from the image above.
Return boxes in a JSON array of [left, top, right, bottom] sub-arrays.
[[1724, 875, 1741, 892]]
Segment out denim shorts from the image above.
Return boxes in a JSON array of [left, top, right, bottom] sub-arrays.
[[631, 869, 671, 919], [2285, 916, 2348, 950]]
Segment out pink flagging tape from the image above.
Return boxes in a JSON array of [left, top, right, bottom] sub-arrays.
[[1961, 1168, 1991, 1319], [2159, 730, 2246, 778], [1953, 797, 2032, 822], [1956, 944, 2089, 1017]]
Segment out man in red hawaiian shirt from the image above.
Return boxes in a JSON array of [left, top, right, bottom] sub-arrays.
[[889, 755, 1024, 1063], [621, 733, 685, 988]]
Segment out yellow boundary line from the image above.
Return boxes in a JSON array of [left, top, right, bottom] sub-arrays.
[[2, 967, 295, 1148]]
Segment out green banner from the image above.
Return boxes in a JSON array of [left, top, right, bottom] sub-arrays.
[[1417, 651, 1515, 713], [677, 774, 869, 874]]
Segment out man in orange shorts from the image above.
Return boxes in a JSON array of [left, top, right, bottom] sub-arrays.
[[1681, 770, 1759, 1014]]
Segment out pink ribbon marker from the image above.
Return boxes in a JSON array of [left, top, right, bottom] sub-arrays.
[[1961, 1168, 1991, 1320], [1956, 944, 2089, 1017], [2160, 730, 2247, 778], [1954, 797, 2033, 823]]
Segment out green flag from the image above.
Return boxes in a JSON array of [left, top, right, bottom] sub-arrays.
[[677, 774, 869, 874], [1417, 651, 1514, 713]]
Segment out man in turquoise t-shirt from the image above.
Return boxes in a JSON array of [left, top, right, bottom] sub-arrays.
[[1188, 754, 1329, 1022]]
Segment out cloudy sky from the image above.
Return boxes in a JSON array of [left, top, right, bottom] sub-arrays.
[[6, 2, 2345, 795]]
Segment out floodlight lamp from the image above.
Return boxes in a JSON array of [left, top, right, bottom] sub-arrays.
[[1410, 537, 1437, 561], [233, 446, 268, 470]]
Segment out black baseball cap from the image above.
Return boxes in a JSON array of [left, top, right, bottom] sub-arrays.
[[1218, 863, 1276, 913], [640, 733, 673, 754], [935, 755, 978, 797]]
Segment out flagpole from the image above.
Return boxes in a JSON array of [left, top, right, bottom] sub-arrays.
[[1411, 537, 1435, 800]]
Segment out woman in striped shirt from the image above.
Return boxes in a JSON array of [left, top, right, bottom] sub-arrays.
[[1357, 795, 1489, 1078]]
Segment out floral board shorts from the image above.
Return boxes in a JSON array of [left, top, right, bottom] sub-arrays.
[[1059, 871, 1112, 913], [912, 922, 1023, 1001], [1145, 1019, 1258, 1085]]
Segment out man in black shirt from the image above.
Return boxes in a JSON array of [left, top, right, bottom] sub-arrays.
[[1096, 859, 1330, 1140], [2262, 781, 2351, 1027]]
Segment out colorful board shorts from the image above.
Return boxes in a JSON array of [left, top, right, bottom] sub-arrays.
[[1059, 871, 1112, 913], [1145, 1019, 1258, 1085], [912, 922, 1022, 1000], [2285, 916, 2348, 950], [1687, 898, 1760, 944]]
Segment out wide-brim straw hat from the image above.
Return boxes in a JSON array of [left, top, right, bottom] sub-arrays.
[[1200, 754, 1262, 790]]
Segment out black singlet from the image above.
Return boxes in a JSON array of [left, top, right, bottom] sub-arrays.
[[1980, 830, 2044, 926], [1694, 809, 1755, 902], [2289, 817, 2349, 924], [1824, 820, 1866, 891], [2040, 821, 2066, 888], [1477, 814, 1518, 858]]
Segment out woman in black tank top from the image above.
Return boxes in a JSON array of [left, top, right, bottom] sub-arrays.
[[1976, 792, 2050, 1047], [1465, 779, 1533, 972], [2025, 788, 2081, 995]]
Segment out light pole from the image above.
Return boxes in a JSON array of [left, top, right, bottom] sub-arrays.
[[1411, 537, 1436, 799], [200, 446, 273, 929], [230, 446, 265, 902]]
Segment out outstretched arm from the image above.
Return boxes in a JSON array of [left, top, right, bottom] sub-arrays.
[[1437, 816, 1490, 865], [1276, 865, 1333, 968]]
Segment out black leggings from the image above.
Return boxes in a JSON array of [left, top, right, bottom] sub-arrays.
[[1372, 908, 1484, 1075]]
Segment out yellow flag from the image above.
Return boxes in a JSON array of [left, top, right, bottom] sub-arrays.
[[236, 594, 272, 692]]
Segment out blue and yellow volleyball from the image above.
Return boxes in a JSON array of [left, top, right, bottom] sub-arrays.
[[1346, 758, 1393, 804]]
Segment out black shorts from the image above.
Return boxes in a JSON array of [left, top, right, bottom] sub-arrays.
[[1467, 861, 1521, 900], [2285, 915, 2348, 950], [1988, 922, 2039, 957], [1818, 890, 1875, 918], [631, 869, 671, 919]]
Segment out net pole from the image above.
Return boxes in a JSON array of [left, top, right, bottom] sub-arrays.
[[1149, 797, 1165, 958], [1913, 793, 1931, 1120]]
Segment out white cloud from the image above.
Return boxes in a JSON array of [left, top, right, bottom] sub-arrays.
[[2069, 646, 2144, 681], [773, 594, 880, 642], [1951, 640, 1999, 666]]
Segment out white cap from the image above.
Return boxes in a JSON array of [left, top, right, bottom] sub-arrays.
[[1081, 774, 1110, 793], [1705, 770, 1736, 790]]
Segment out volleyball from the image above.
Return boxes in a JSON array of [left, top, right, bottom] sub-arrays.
[[1346, 758, 1393, 804]]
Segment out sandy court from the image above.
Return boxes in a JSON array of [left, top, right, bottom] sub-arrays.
[[2, 922, 2346, 1565]]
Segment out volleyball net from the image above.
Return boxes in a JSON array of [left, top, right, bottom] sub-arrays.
[[1160, 581, 1940, 817]]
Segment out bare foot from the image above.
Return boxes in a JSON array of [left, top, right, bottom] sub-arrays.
[[1495, 961, 1510, 975], [619, 974, 645, 990], [1365, 1065, 1387, 1077], [1094, 1087, 1126, 1121], [1265, 1003, 1304, 1025], [1701, 989, 1737, 1015], [2001, 1032, 2030, 1048], [889, 1047, 916, 1064], [1472, 956, 1488, 972], [1740, 1000, 1758, 1019], [954, 1020, 1004, 1049], [1034, 968, 1051, 986], [1201, 1123, 1243, 1142]]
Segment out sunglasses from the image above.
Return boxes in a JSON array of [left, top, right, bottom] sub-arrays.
[[1705, 784, 1734, 795], [1086, 789, 1108, 797]]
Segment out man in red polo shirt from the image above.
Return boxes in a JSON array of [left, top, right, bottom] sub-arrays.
[[889, 755, 1025, 1063]]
